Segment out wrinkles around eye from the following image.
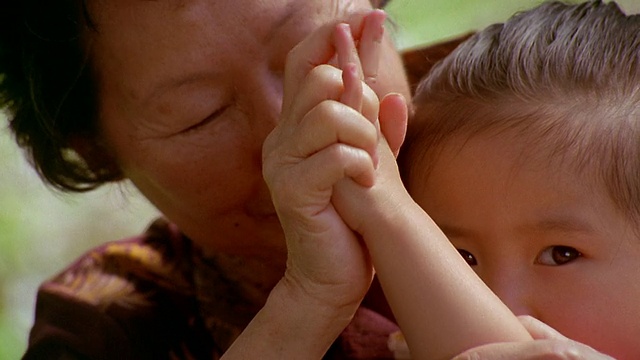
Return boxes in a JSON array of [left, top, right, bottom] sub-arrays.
[[179, 104, 230, 135]]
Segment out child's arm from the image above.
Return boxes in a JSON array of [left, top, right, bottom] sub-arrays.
[[334, 151, 533, 358], [331, 26, 533, 360], [452, 316, 615, 360]]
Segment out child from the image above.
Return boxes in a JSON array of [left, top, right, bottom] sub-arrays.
[[262, 9, 532, 360], [264, 0, 637, 359], [397, 1, 640, 358]]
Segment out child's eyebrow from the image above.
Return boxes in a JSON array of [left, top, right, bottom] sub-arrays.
[[436, 224, 477, 239], [436, 216, 596, 240], [521, 215, 597, 235]]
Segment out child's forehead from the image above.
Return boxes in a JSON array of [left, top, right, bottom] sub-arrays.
[[407, 101, 609, 184]]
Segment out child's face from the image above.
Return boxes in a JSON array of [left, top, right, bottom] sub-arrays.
[[408, 131, 640, 359]]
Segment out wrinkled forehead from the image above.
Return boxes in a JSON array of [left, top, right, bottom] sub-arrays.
[[86, 0, 374, 30], [85, 0, 376, 101]]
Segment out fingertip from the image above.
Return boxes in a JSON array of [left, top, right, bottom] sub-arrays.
[[517, 315, 567, 340], [381, 92, 407, 107], [380, 92, 408, 124], [367, 9, 387, 35], [379, 93, 408, 158]]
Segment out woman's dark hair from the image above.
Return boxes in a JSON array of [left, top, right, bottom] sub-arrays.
[[0, 0, 121, 192]]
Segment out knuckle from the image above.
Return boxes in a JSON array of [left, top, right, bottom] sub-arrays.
[[313, 99, 343, 119], [302, 100, 345, 130], [362, 83, 379, 105], [326, 144, 353, 165], [306, 64, 340, 87]]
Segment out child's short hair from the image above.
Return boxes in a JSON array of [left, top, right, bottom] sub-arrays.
[[400, 0, 640, 221]]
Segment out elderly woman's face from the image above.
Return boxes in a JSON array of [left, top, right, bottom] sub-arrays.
[[91, 0, 410, 262]]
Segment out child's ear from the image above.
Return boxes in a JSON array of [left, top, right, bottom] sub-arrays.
[[68, 134, 124, 180], [402, 33, 474, 94]]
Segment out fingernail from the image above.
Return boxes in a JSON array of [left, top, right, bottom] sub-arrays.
[[338, 22, 351, 36], [368, 10, 386, 42]]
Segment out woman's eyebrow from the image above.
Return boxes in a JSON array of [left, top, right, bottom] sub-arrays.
[[146, 6, 299, 106], [144, 70, 219, 106]]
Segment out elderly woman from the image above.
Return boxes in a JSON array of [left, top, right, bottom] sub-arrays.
[[1, 0, 604, 359], [2, 2, 408, 358]]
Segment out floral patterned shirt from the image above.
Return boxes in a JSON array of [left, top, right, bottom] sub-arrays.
[[22, 218, 403, 360]]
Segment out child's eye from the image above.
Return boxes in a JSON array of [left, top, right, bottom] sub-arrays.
[[535, 245, 582, 266], [457, 249, 478, 266]]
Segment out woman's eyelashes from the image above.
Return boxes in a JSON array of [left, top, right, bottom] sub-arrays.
[[535, 245, 582, 266], [180, 105, 230, 134]]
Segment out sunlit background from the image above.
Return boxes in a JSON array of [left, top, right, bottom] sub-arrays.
[[2, 1, 639, 358]]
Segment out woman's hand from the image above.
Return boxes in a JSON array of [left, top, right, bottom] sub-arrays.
[[452, 316, 616, 360], [262, 10, 386, 326], [227, 13, 391, 360]]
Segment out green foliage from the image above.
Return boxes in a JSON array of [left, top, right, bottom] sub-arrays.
[[387, 0, 640, 49]]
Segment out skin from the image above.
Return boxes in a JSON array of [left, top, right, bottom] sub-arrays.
[[228, 19, 393, 358], [81, 2, 409, 357], [264, 20, 533, 359], [71, 0, 624, 357], [86, 0, 410, 285], [409, 130, 640, 359]]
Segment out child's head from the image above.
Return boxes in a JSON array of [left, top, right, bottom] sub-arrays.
[[400, 1, 640, 358]]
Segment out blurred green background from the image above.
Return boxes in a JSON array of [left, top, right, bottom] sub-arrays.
[[2, 0, 640, 358]]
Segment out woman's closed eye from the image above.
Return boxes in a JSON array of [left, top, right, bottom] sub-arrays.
[[180, 104, 230, 134], [535, 245, 582, 266]]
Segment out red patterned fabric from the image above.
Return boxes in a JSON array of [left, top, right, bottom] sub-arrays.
[[23, 219, 400, 360]]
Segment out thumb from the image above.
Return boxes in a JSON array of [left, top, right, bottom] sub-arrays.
[[517, 315, 567, 340], [379, 92, 408, 158]]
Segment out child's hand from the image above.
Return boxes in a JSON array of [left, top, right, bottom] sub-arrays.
[[262, 11, 386, 320], [331, 94, 410, 238], [452, 316, 615, 360]]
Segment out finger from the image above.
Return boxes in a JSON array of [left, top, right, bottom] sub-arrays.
[[286, 64, 342, 127], [335, 23, 364, 82], [286, 144, 376, 195], [517, 316, 568, 341], [340, 62, 363, 113], [283, 64, 379, 133], [379, 93, 408, 158], [335, 22, 379, 126], [452, 339, 615, 360], [340, 74, 379, 168], [359, 9, 386, 88], [291, 100, 378, 164], [451, 340, 566, 360], [283, 13, 370, 116]]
